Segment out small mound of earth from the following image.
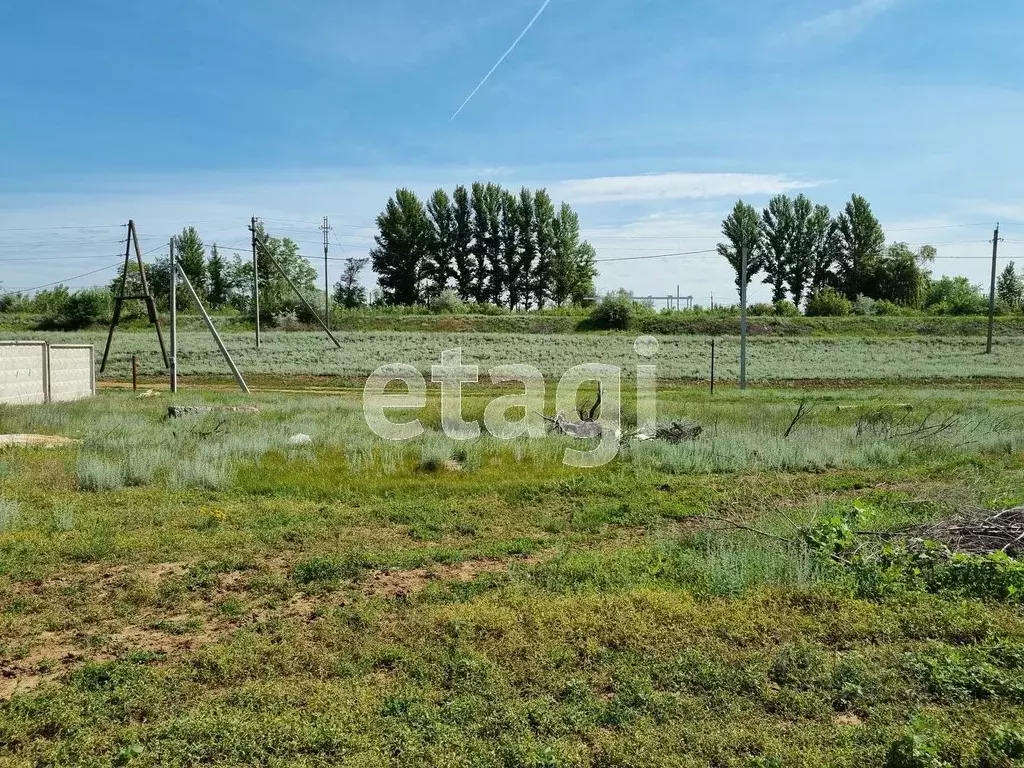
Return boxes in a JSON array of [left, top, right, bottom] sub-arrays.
[[0, 434, 79, 449]]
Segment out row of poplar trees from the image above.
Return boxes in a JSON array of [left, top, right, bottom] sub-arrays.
[[718, 193, 934, 307], [371, 183, 598, 308]]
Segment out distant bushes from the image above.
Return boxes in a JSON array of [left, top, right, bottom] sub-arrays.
[[806, 288, 853, 317], [588, 290, 653, 330]]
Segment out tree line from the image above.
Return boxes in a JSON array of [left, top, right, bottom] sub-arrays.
[[371, 183, 597, 309], [718, 193, 941, 309]]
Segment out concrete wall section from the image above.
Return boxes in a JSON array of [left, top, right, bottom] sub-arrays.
[[0, 341, 48, 404], [48, 345, 95, 403]]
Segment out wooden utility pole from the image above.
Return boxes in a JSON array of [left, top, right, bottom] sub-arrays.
[[100, 220, 168, 373], [740, 246, 748, 390], [249, 216, 261, 349], [321, 216, 332, 330], [987, 224, 1002, 355]]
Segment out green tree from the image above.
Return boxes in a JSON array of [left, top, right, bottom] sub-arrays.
[[809, 206, 839, 296], [924, 275, 987, 315], [469, 182, 502, 304], [333, 257, 368, 309], [370, 189, 432, 306], [425, 188, 456, 299], [496, 190, 519, 308], [206, 244, 230, 309], [997, 261, 1023, 310], [451, 185, 475, 301], [514, 187, 537, 309], [174, 226, 208, 298], [551, 203, 597, 307], [570, 242, 598, 305], [532, 189, 556, 309], [835, 194, 886, 299], [787, 194, 828, 307], [717, 200, 763, 300], [761, 195, 796, 303], [875, 243, 933, 308], [239, 224, 319, 316]]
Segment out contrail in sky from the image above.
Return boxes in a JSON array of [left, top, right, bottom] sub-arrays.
[[450, 0, 553, 121]]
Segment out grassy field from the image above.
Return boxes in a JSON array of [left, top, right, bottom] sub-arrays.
[[4, 329, 1024, 383], [8, 311, 1024, 338], [2, 385, 1024, 766]]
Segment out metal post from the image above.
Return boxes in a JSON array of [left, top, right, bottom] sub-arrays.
[[740, 247, 748, 391], [987, 224, 1001, 355], [676, 285, 680, 312], [710, 338, 716, 395], [132, 355, 138, 392], [250, 216, 261, 349], [169, 238, 178, 393], [176, 262, 250, 394]]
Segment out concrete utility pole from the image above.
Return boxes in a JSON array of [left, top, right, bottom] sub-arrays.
[[249, 216, 261, 349], [740, 247, 748, 391], [169, 238, 177, 393], [987, 223, 1002, 355], [321, 216, 332, 329]]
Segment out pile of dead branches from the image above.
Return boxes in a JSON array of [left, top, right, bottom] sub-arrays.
[[906, 506, 1024, 556], [652, 422, 703, 443]]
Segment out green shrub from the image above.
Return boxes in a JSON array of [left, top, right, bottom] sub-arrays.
[[874, 299, 902, 316], [806, 288, 853, 317], [589, 290, 651, 330], [884, 733, 946, 768], [52, 288, 110, 330], [853, 295, 876, 316], [984, 726, 1024, 766], [429, 289, 466, 315], [774, 299, 800, 317], [293, 290, 329, 326], [749, 302, 776, 317]]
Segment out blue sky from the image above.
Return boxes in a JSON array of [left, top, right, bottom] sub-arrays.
[[2, 0, 1024, 303]]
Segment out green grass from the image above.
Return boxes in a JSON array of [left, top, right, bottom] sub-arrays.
[[4, 328, 1024, 383], [9, 310, 1024, 337], [2, 386, 1024, 766]]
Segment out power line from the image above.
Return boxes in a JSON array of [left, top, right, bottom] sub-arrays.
[[594, 249, 718, 264], [2, 261, 124, 294]]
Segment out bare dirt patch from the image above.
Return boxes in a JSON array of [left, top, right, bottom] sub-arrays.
[[2, 553, 550, 699], [361, 556, 540, 600], [0, 434, 79, 449]]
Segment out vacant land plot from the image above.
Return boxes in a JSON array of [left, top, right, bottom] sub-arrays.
[[2, 385, 1024, 766], [5, 329, 1024, 382]]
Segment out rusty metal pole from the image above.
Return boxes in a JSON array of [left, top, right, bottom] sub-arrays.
[[131, 355, 137, 392]]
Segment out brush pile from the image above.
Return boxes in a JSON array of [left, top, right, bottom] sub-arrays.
[[907, 506, 1024, 556]]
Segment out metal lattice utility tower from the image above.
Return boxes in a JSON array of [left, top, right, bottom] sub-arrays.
[[320, 216, 332, 329]]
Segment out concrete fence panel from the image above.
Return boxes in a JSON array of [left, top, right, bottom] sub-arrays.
[[0, 341, 95, 405], [0, 341, 48, 405], [47, 345, 96, 403]]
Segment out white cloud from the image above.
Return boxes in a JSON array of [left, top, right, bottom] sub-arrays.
[[789, 0, 903, 44], [551, 172, 822, 204]]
